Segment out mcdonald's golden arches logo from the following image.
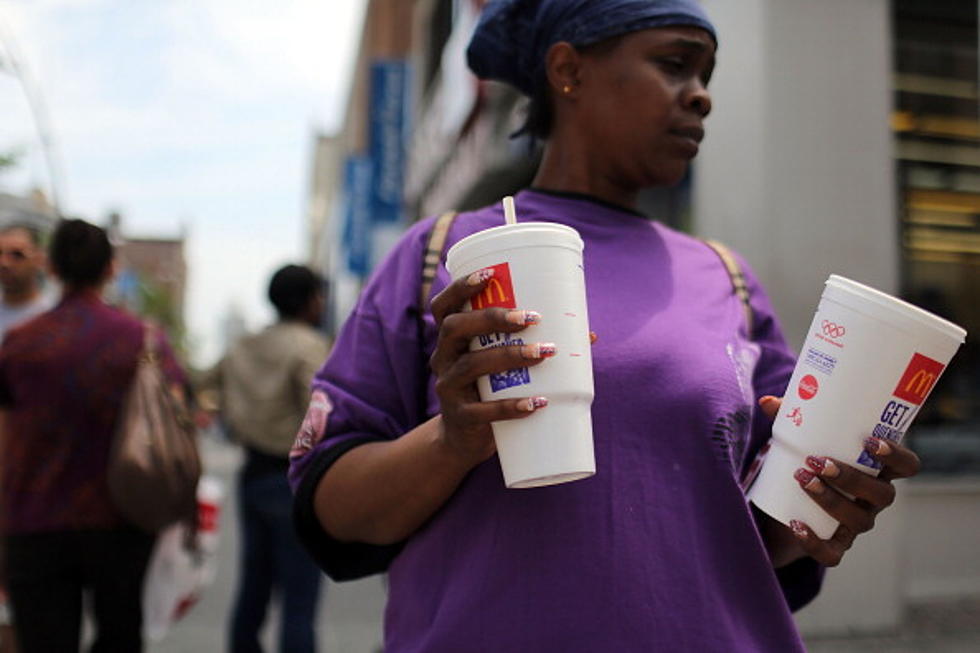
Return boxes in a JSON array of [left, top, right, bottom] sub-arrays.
[[470, 263, 517, 310], [892, 353, 945, 405]]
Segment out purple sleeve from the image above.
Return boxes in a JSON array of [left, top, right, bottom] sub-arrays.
[[739, 258, 826, 611], [289, 218, 440, 579]]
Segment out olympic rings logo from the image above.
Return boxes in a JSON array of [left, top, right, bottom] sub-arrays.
[[821, 320, 846, 339]]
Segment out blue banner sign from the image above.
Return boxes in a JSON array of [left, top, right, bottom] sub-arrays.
[[369, 60, 411, 224], [342, 156, 373, 277]]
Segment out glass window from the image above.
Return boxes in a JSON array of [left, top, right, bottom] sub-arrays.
[[893, 0, 980, 473]]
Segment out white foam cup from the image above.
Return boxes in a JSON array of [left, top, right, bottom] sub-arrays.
[[747, 275, 966, 538], [445, 222, 595, 488]]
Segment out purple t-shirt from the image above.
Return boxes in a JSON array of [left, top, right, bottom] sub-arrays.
[[291, 189, 821, 652]]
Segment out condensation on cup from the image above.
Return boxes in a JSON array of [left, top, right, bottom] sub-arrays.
[[747, 275, 966, 539], [446, 221, 595, 489]]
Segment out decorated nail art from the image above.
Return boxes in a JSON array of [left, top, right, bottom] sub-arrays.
[[519, 396, 549, 412], [506, 310, 542, 326], [466, 267, 495, 286], [805, 455, 840, 478], [864, 437, 892, 456], [821, 458, 840, 478], [789, 520, 808, 538], [794, 468, 824, 494], [520, 343, 557, 359], [804, 455, 825, 475]]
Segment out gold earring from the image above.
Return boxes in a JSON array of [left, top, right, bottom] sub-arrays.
[[562, 84, 572, 94]]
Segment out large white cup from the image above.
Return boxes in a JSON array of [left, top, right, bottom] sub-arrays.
[[747, 275, 966, 538], [445, 222, 595, 489]]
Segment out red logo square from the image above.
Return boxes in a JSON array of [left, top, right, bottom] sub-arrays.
[[893, 353, 945, 405], [471, 263, 516, 310]]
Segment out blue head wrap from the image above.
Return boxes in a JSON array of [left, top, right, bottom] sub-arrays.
[[467, 0, 717, 97]]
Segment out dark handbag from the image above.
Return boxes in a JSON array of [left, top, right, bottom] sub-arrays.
[[107, 323, 201, 533]]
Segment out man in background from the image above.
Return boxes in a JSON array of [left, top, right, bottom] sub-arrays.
[[200, 264, 328, 653], [0, 222, 51, 653], [0, 223, 52, 340]]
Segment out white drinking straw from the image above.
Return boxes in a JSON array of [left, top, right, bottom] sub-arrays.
[[503, 195, 517, 225]]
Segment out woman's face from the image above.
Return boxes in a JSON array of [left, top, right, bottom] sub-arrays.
[[571, 26, 715, 189]]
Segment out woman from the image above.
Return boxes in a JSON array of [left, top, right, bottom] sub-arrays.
[[289, 1, 919, 650], [0, 219, 187, 652]]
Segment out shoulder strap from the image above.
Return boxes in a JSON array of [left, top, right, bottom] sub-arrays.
[[415, 210, 459, 423], [703, 239, 754, 337], [142, 322, 160, 361], [419, 211, 459, 312]]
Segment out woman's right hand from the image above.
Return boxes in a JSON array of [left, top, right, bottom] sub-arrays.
[[428, 267, 554, 468]]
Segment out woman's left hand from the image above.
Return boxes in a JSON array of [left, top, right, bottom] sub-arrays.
[[758, 396, 921, 567]]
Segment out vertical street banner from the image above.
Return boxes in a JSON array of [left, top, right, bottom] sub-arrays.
[[342, 155, 373, 277], [368, 60, 411, 224]]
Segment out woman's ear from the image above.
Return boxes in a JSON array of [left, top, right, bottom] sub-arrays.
[[544, 41, 582, 99]]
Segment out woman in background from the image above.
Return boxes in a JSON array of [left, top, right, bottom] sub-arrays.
[[0, 219, 187, 652]]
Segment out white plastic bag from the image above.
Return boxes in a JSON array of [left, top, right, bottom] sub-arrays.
[[143, 475, 224, 642]]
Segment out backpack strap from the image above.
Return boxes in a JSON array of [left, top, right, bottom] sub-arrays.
[[703, 239, 754, 337], [141, 322, 160, 362], [419, 211, 459, 312], [415, 210, 459, 422]]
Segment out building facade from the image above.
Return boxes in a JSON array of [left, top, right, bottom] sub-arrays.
[[107, 213, 189, 356]]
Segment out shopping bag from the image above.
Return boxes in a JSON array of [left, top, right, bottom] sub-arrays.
[[143, 476, 224, 642]]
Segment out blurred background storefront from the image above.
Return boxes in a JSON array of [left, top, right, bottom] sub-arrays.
[[306, 0, 978, 637]]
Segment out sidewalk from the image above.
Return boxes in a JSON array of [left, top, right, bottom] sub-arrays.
[[804, 598, 980, 653], [148, 436, 386, 653]]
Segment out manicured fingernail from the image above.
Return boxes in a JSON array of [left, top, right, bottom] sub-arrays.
[[519, 396, 549, 412], [589, 331, 598, 344], [794, 468, 824, 494], [789, 520, 808, 539], [466, 268, 495, 286], [864, 437, 892, 456], [520, 343, 556, 359], [822, 459, 839, 478], [506, 310, 541, 326], [805, 456, 839, 478]]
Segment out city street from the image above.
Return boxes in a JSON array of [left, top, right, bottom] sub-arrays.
[[2, 2, 977, 652]]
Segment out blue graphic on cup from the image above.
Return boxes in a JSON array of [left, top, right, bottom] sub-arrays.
[[856, 450, 882, 470], [490, 367, 531, 392]]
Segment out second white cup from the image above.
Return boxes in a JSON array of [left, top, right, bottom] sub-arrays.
[[747, 275, 966, 538]]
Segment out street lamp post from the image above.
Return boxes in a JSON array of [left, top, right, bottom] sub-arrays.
[[0, 20, 64, 218]]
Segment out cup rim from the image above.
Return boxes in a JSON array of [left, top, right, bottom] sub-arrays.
[[826, 274, 966, 343]]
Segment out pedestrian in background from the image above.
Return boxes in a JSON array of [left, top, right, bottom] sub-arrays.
[[0, 219, 188, 652], [200, 264, 328, 653], [0, 224, 48, 653], [0, 223, 53, 341], [288, 1, 921, 651]]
